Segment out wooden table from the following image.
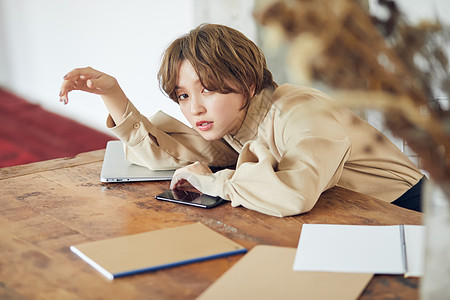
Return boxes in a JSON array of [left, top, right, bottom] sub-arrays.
[[0, 149, 422, 299]]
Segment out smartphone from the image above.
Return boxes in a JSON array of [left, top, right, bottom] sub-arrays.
[[155, 189, 226, 209]]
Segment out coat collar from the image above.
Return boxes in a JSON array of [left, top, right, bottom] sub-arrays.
[[223, 87, 275, 150]]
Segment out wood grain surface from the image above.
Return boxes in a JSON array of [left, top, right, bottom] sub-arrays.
[[0, 150, 422, 299]]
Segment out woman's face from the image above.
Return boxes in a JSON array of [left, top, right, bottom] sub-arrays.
[[176, 60, 248, 141]]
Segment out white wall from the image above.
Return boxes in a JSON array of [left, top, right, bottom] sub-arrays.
[[0, 0, 259, 134], [194, 0, 257, 41], [0, 0, 196, 133], [0, 2, 8, 85]]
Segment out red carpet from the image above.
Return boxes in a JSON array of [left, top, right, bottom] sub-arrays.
[[0, 88, 115, 168]]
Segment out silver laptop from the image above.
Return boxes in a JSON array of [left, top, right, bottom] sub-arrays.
[[100, 140, 175, 182]]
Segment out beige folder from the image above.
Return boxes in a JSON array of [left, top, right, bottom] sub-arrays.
[[197, 245, 373, 300], [70, 222, 246, 280]]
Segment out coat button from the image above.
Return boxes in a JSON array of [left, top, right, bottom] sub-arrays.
[[133, 123, 140, 129]]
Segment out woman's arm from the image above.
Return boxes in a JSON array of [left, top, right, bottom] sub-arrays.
[[111, 102, 239, 170], [170, 102, 352, 217], [59, 67, 239, 170]]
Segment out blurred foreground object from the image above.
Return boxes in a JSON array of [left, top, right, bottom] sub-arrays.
[[255, 1, 450, 298], [255, 0, 450, 182]]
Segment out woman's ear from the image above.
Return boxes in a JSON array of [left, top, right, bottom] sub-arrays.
[[249, 84, 256, 98]]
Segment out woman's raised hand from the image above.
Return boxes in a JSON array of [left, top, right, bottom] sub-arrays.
[[59, 67, 128, 125], [59, 67, 119, 105]]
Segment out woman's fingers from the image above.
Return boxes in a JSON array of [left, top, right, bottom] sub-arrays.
[[59, 78, 84, 104], [85, 75, 114, 93], [58, 67, 114, 104], [170, 178, 188, 190], [63, 66, 99, 80], [169, 161, 212, 190], [59, 77, 78, 104], [170, 169, 193, 190], [59, 70, 85, 104]]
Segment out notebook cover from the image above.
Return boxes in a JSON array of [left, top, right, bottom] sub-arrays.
[[196, 245, 373, 300], [293, 224, 424, 277], [70, 222, 246, 280]]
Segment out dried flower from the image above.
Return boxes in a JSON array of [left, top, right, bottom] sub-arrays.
[[255, 0, 450, 181]]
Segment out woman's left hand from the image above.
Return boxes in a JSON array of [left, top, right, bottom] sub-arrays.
[[170, 161, 212, 190]]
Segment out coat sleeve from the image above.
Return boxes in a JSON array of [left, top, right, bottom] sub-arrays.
[[107, 101, 238, 170], [193, 103, 352, 217]]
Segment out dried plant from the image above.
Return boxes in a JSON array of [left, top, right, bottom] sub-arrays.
[[254, 0, 450, 182]]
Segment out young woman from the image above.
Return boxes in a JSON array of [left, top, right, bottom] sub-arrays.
[[59, 23, 424, 217]]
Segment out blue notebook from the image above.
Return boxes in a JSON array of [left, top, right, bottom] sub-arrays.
[[70, 223, 246, 280]]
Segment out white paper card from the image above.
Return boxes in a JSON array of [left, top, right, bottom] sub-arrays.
[[293, 224, 424, 277], [404, 225, 425, 277]]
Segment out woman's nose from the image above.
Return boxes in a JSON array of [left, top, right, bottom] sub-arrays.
[[190, 96, 206, 115]]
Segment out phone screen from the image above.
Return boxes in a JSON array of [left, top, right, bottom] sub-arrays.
[[155, 189, 226, 209]]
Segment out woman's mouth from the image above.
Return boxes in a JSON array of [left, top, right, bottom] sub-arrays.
[[196, 120, 213, 131]]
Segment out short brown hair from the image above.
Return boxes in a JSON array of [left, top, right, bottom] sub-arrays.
[[158, 23, 277, 108]]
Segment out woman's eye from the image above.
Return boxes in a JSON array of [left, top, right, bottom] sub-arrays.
[[178, 93, 189, 101]]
